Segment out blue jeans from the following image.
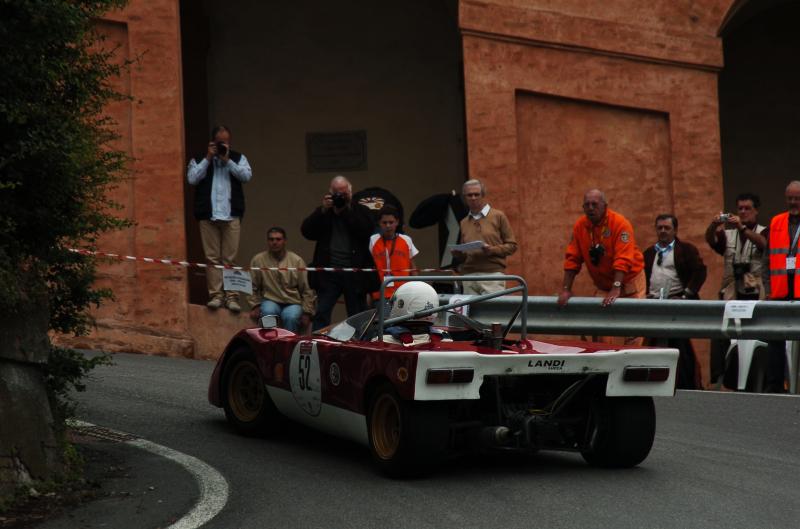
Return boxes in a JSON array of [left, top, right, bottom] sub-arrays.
[[260, 300, 303, 333]]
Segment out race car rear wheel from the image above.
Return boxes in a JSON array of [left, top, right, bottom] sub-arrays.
[[223, 348, 281, 436], [367, 383, 447, 477], [581, 396, 655, 468]]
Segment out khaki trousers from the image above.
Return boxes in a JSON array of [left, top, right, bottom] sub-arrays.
[[199, 218, 241, 301], [462, 272, 506, 295], [593, 269, 646, 347]]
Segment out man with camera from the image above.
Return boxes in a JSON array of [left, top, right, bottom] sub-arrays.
[[558, 189, 645, 344], [301, 175, 375, 330], [187, 125, 252, 312], [704, 193, 766, 386], [643, 214, 707, 388], [704, 192, 766, 301]]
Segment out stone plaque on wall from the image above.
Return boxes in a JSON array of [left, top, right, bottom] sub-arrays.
[[306, 130, 367, 172]]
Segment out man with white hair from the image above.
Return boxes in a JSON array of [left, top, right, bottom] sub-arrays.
[[451, 179, 517, 295], [302, 175, 375, 330], [758, 181, 800, 392]]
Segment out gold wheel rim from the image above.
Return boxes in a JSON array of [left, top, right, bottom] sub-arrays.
[[371, 393, 401, 460], [228, 360, 264, 422]]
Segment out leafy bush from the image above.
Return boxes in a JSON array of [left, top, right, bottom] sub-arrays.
[[0, 0, 132, 332]]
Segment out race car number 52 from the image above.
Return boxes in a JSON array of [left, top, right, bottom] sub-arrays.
[[290, 341, 322, 416]]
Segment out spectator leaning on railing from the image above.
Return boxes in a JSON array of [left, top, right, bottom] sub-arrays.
[[558, 188, 646, 346]]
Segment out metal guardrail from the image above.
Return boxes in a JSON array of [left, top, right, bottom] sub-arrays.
[[439, 295, 800, 340]]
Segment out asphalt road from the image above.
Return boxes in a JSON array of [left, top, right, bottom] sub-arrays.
[[72, 352, 800, 529]]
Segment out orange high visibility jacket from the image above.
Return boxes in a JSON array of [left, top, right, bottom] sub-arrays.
[[564, 208, 644, 291], [767, 212, 800, 299], [369, 233, 419, 300]]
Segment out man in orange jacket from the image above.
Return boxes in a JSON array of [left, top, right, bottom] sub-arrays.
[[760, 181, 800, 392], [558, 189, 646, 345]]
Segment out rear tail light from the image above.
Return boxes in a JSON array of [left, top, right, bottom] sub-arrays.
[[623, 366, 670, 382], [426, 368, 474, 384]]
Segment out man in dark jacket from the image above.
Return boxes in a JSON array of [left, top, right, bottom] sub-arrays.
[[643, 214, 707, 389], [301, 175, 375, 330], [187, 125, 252, 312]]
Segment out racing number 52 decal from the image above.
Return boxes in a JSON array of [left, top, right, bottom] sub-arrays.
[[290, 341, 322, 416]]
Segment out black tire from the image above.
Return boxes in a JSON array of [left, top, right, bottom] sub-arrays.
[[222, 348, 282, 436], [581, 396, 655, 468], [366, 382, 448, 477]]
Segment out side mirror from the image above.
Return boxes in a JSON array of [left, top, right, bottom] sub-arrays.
[[259, 314, 278, 329]]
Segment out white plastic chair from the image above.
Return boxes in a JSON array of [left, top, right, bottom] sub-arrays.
[[725, 340, 798, 392]]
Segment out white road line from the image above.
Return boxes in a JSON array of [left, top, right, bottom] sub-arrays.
[[72, 421, 229, 529], [129, 438, 229, 529]]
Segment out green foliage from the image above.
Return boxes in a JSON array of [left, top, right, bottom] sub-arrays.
[[0, 2, 132, 490], [0, 0, 132, 331], [45, 346, 113, 421]]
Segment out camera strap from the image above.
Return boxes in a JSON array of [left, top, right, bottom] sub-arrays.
[[734, 229, 757, 263]]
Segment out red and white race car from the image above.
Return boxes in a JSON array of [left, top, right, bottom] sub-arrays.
[[208, 275, 678, 476]]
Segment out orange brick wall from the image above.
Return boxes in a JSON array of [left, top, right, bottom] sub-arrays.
[[60, 0, 743, 364]]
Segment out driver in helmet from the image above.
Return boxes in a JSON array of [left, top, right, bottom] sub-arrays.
[[379, 281, 447, 345]]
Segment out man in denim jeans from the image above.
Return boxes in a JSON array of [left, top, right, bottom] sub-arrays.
[[248, 227, 316, 333]]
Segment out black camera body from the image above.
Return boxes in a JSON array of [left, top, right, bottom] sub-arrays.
[[215, 141, 228, 157], [588, 243, 605, 266], [332, 192, 348, 209], [732, 262, 751, 280]]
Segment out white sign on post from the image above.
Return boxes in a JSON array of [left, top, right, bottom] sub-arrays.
[[723, 300, 758, 320], [223, 269, 253, 295]]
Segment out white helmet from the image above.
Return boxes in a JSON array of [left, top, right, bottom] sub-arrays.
[[389, 281, 439, 322]]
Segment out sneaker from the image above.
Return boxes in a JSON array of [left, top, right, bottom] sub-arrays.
[[206, 297, 223, 310], [226, 299, 241, 313]]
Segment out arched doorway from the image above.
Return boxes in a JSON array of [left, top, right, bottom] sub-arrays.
[[719, 0, 800, 219]]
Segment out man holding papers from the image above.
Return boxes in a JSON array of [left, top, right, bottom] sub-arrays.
[[451, 179, 517, 295]]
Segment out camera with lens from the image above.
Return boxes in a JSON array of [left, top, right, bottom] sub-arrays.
[[588, 244, 605, 266], [331, 192, 348, 209], [718, 213, 732, 223], [732, 262, 751, 280], [215, 141, 228, 157]]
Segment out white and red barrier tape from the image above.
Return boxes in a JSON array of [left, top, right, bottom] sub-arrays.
[[69, 248, 455, 275]]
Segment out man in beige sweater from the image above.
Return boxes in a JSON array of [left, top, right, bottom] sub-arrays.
[[451, 179, 518, 295], [248, 227, 316, 333]]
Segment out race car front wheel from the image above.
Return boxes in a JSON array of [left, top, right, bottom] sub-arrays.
[[367, 383, 447, 477], [581, 396, 655, 468], [223, 348, 281, 436]]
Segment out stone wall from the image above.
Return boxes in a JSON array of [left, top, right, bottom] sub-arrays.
[[56, 0, 194, 357], [0, 302, 61, 497]]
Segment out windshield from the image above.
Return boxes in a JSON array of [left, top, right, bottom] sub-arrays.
[[318, 309, 377, 341]]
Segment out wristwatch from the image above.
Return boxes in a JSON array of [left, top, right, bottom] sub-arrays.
[[612, 281, 622, 288]]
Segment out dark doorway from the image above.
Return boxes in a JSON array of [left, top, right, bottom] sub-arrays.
[[180, 0, 467, 306], [719, 0, 800, 220]]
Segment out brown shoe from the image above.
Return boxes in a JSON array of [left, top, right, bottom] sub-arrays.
[[206, 297, 223, 310], [226, 299, 241, 313]]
